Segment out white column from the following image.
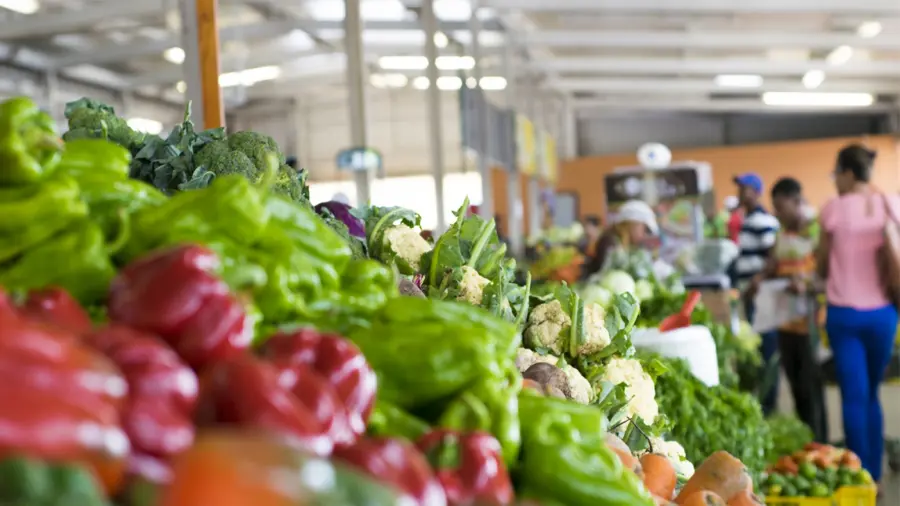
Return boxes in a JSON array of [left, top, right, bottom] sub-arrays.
[[344, 0, 373, 206], [423, 0, 447, 232], [503, 33, 523, 257], [470, 3, 493, 220], [178, 0, 204, 127]]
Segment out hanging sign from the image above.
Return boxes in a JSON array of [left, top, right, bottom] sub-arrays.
[[543, 131, 558, 184], [335, 147, 382, 173], [516, 115, 536, 175]]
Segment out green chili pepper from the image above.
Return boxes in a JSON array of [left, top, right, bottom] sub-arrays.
[[0, 456, 109, 506], [438, 369, 522, 466], [57, 138, 131, 181], [0, 219, 115, 304], [516, 392, 654, 506], [0, 97, 63, 185], [263, 193, 353, 270], [346, 296, 519, 410], [0, 175, 88, 263], [367, 400, 431, 441]]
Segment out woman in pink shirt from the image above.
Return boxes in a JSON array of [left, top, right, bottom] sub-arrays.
[[819, 144, 900, 486]]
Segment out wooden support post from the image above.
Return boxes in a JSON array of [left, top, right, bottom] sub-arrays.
[[195, 0, 223, 129]]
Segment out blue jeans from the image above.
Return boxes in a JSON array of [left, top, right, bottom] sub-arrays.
[[826, 304, 898, 481], [746, 298, 780, 415]]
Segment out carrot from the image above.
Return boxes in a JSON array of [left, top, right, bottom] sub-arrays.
[[641, 453, 677, 500], [605, 433, 641, 474], [726, 490, 764, 506], [674, 451, 751, 504], [679, 491, 726, 506]]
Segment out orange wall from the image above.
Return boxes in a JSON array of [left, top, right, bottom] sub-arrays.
[[552, 135, 900, 222]]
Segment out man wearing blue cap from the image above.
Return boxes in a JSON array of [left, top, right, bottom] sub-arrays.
[[733, 172, 780, 415]]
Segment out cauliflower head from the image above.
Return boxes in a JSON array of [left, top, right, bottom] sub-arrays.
[[384, 224, 432, 272], [577, 302, 611, 355], [601, 358, 659, 425], [523, 299, 571, 355], [515, 348, 559, 372], [561, 364, 593, 404], [581, 284, 613, 308], [456, 266, 491, 306]]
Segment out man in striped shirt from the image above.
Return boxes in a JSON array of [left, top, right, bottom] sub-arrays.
[[734, 172, 780, 414]]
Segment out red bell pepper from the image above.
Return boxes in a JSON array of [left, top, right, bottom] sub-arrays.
[[19, 286, 93, 334], [87, 325, 198, 482], [417, 430, 514, 506], [260, 329, 377, 440], [0, 308, 127, 411], [107, 245, 253, 370], [332, 437, 447, 506], [196, 355, 334, 457]]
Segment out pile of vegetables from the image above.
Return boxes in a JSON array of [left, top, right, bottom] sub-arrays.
[[0, 94, 774, 506], [766, 413, 815, 464], [763, 443, 872, 498]]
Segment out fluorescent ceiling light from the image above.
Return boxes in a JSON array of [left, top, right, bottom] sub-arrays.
[[378, 55, 475, 71], [163, 47, 185, 64], [379, 55, 427, 70], [411, 76, 463, 90], [714, 74, 763, 88], [802, 70, 825, 90], [762, 92, 874, 107], [0, 0, 39, 14], [434, 32, 449, 48], [826, 45, 854, 66], [127, 118, 164, 135], [218, 66, 282, 87], [369, 73, 408, 89], [479, 76, 507, 90], [437, 56, 474, 70], [466, 76, 477, 88], [857, 21, 882, 39]]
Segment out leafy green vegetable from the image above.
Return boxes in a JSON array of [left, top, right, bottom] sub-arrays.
[[649, 353, 773, 481], [766, 413, 814, 464]]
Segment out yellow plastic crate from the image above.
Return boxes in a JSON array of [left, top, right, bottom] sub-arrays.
[[765, 486, 876, 506]]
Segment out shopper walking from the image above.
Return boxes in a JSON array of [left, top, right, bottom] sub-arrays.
[[751, 177, 828, 442], [732, 172, 780, 415], [819, 144, 900, 487]]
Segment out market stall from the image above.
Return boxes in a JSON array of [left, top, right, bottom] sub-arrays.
[[0, 96, 878, 506]]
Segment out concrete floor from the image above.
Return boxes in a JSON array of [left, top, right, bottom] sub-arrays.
[[775, 381, 900, 504]]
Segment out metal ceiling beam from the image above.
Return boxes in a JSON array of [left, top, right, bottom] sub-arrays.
[[573, 98, 897, 114], [524, 30, 900, 50], [532, 58, 900, 77], [553, 77, 900, 94], [50, 19, 501, 68], [0, 0, 166, 40], [482, 0, 900, 14]]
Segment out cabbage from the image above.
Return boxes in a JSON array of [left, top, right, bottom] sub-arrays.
[[634, 279, 654, 301], [599, 269, 636, 296], [315, 200, 365, 238], [581, 284, 613, 308]]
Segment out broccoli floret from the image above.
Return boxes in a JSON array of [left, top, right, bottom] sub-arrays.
[[226, 131, 285, 171], [193, 139, 258, 179], [61, 98, 144, 151], [271, 166, 309, 204]]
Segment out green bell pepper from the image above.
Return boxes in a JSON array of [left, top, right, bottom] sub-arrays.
[[346, 296, 519, 410], [0, 175, 88, 263], [515, 392, 655, 506], [438, 368, 522, 467], [57, 137, 131, 181], [0, 219, 115, 304], [0, 97, 63, 185]]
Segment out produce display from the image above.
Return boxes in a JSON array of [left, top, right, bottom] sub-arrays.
[[763, 443, 872, 499], [0, 95, 786, 506]]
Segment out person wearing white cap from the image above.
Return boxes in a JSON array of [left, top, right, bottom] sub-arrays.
[[583, 200, 659, 277]]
